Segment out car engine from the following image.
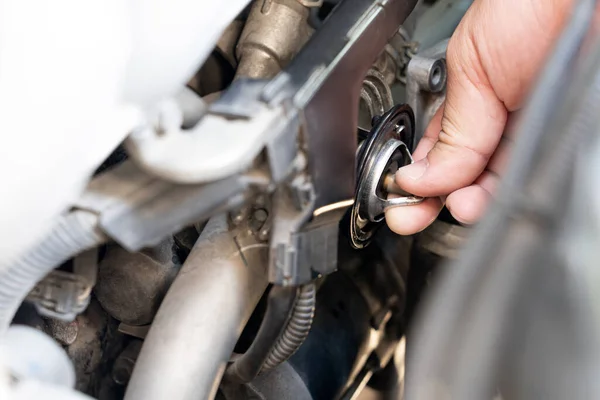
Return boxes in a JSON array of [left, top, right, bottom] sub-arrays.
[[1, 0, 599, 399]]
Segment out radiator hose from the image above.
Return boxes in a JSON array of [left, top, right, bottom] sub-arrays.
[[0, 211, 106, 333]]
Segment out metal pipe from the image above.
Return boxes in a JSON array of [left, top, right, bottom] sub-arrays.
[[124, 215, 269, 400]]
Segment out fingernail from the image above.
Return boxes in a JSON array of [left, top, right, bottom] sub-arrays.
[[396, 159, 428, 181]]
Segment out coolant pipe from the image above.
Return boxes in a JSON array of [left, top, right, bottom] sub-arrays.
[[124, 215, 269, 400]]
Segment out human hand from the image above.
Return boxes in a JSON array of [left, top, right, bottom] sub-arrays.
[[386, 0, 576, 235]]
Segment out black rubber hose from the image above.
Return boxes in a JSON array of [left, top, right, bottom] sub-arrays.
[[225, 283, 316, 383], [0, 211, 106, 333]]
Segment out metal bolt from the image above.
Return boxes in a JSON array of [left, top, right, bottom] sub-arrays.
[[258, 229, 270, 241], [253, 209, 268, 223], [371, 115, 382, 127], [231, 211, 245, 225], [112, 360, 134, 386]]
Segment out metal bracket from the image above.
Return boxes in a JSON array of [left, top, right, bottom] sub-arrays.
[[406, 39, 449, 147], [89, 0, 419, 285]]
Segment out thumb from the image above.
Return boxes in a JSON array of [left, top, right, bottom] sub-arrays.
[[396, 0, 576, 198], [396, 36, 507, 197]]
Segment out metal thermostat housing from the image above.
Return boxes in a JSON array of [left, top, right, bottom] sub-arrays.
[[351, 104, 423, 249]]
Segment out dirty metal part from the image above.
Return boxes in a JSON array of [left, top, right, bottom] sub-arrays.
[[124, 0, 419, 285], [264, 0, 419, 284], [406, 39, 448, 146], [63, 300, 116, 393], [75, 160, 265, 252], [124, 216, 269, 400], [351, 104, 422, 249], [186, 20, 243, 97], [359, 68, 394, 131], [230, 194, 273, 243], [27, 248, 99, 321], [371, 51, 398, 86], [118, 323, 151, 340], [125, 0, 419, 196], [112, 340, 143, 386], [173, 225, 202, 261], [387, 26, 419, 84], [222, 236, 410, 400], [94, 237, 180, 326], [217, 20, 244, 69], [236, 0, 314, 79], [45, 318, 79, 346], [263, 0, 419, 207]]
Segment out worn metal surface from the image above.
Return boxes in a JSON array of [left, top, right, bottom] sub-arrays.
[[267, 0, 419, 283], [236, 0, 313, 79], [112, 340, 143, 386], [126, 0, 418, 196], [119, 0, 418, 288], [359, 68, 394, 130], [265, 0, 419, 208], [94, 237, 180, 326], [406, 40, 448, 146]]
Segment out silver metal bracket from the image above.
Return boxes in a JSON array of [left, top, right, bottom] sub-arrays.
[[406, 39, 449, 147]]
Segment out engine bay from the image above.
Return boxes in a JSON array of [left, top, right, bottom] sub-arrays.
[[2, 0, 598, 399]]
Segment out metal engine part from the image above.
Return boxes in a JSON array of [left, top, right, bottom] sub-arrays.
[[351, 104, 423, 249], [1, 2, 458, 400], [220, 229, 412, 400], [406, 39, 448, 146], [94, 237, 181, 326], [359, 68, 394, 131], [236, 0, 314, 79]]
